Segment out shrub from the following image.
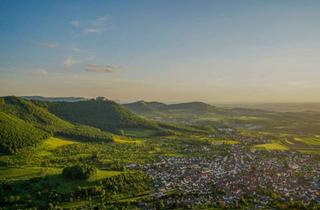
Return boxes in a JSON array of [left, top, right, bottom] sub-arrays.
[[62, 164, 97, 180]]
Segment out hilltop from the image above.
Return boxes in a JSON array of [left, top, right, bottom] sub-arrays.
[[123, 100, 167, 114], [124, 101, 216, 114], [48, 97, 162, 134]]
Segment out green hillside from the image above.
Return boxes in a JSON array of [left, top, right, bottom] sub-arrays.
[[166, 101, 216, 112], [124, 101, 217, 115], [123, 100, 167, 114], [56, 125, 113, 143], [0, 112, 49, 154], [48, 98, 160, 134], [0, 96, 72, 133], [0, 96, 73, 153]]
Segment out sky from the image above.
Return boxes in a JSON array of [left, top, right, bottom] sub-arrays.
[[1, 0, 320, 103]]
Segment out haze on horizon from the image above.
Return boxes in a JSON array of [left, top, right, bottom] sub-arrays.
[[1, 0, 320, 103]]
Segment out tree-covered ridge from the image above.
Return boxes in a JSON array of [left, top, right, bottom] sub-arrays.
[[0, 112, 49, 154], [0, 96, 75, 154], [56, 125, 113, 143], [0, 96, 72, 133], [48, 98, 160, 134], [124, 101, 217, 114]]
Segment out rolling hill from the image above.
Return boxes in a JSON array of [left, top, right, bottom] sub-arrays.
[[48, 97, 161, 134], [123, 100, 167, 114], [0, 96, 72, 133], [0, 96, 73, 153], [124, 101, 217, 114], [0, 112, 49, 154], [21, 96, 88, 102]]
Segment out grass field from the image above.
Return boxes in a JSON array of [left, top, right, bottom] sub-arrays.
[[0, 166, 122, 193], [0, 166, 61, 180], [42, 136, 78, 149], [253, 142, 288, 151], [294, 136, 320, 145], [112, 135, 142, 144], [211, 140, 239, 145]]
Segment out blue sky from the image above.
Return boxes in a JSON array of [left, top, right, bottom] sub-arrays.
[[1, 0, 320, 103]]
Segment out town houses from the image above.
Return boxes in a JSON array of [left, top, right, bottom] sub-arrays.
[[142, 143, 320, 207]]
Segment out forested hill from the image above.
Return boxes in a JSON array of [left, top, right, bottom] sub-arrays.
[[0, 96, 72, 132], [21, 96, 87, 102], [48, 97, 161, 134], [0, 96, 73, 153], [122, 100, 167, 114], [124, 101, 217, 114]]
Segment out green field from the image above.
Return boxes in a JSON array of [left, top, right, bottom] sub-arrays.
[[112, 135, 142, 144], [42, 136, 78, 149], [253, 142, 288, 151], [0, 167, 61, 180]]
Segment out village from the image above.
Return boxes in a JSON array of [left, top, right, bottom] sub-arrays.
[[142, 143, 320, 207]]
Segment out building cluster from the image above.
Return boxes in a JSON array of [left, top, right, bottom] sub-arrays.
[[142, 144, 320, 206]]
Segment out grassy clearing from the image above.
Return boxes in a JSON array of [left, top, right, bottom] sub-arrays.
[[254, 142, 288, 151], [211, 140, 239, 145], [112, 135, 142, 144], [42, 136, 78, 149], [294, 137, 320, 145], [0, 167, 61, 180], [298, 150, 320, 154], [0, 165, 121, 183], [89, 170, 122, 181]]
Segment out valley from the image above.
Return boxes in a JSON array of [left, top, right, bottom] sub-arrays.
[[0, 96, 319, 209]]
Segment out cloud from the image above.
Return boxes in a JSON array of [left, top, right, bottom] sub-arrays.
[[64, 57, 76, 67], [84, 27, 106, 33], [85, 64, 120, 73], [69, 16, 108, 34], [69, 20, 80, 27]]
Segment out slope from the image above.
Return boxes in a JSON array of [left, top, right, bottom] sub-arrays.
[[48, 98, 161, 134]]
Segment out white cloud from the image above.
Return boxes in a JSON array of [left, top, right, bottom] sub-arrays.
[[84, 27, 106, 33], [69, 20, 80, 27], [64, 57, 76, 67], [85, 64, 120, 73], [69, 16, 108, 34]]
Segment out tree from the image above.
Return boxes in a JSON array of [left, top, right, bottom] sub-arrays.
[[62, 164, 97, 180]]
